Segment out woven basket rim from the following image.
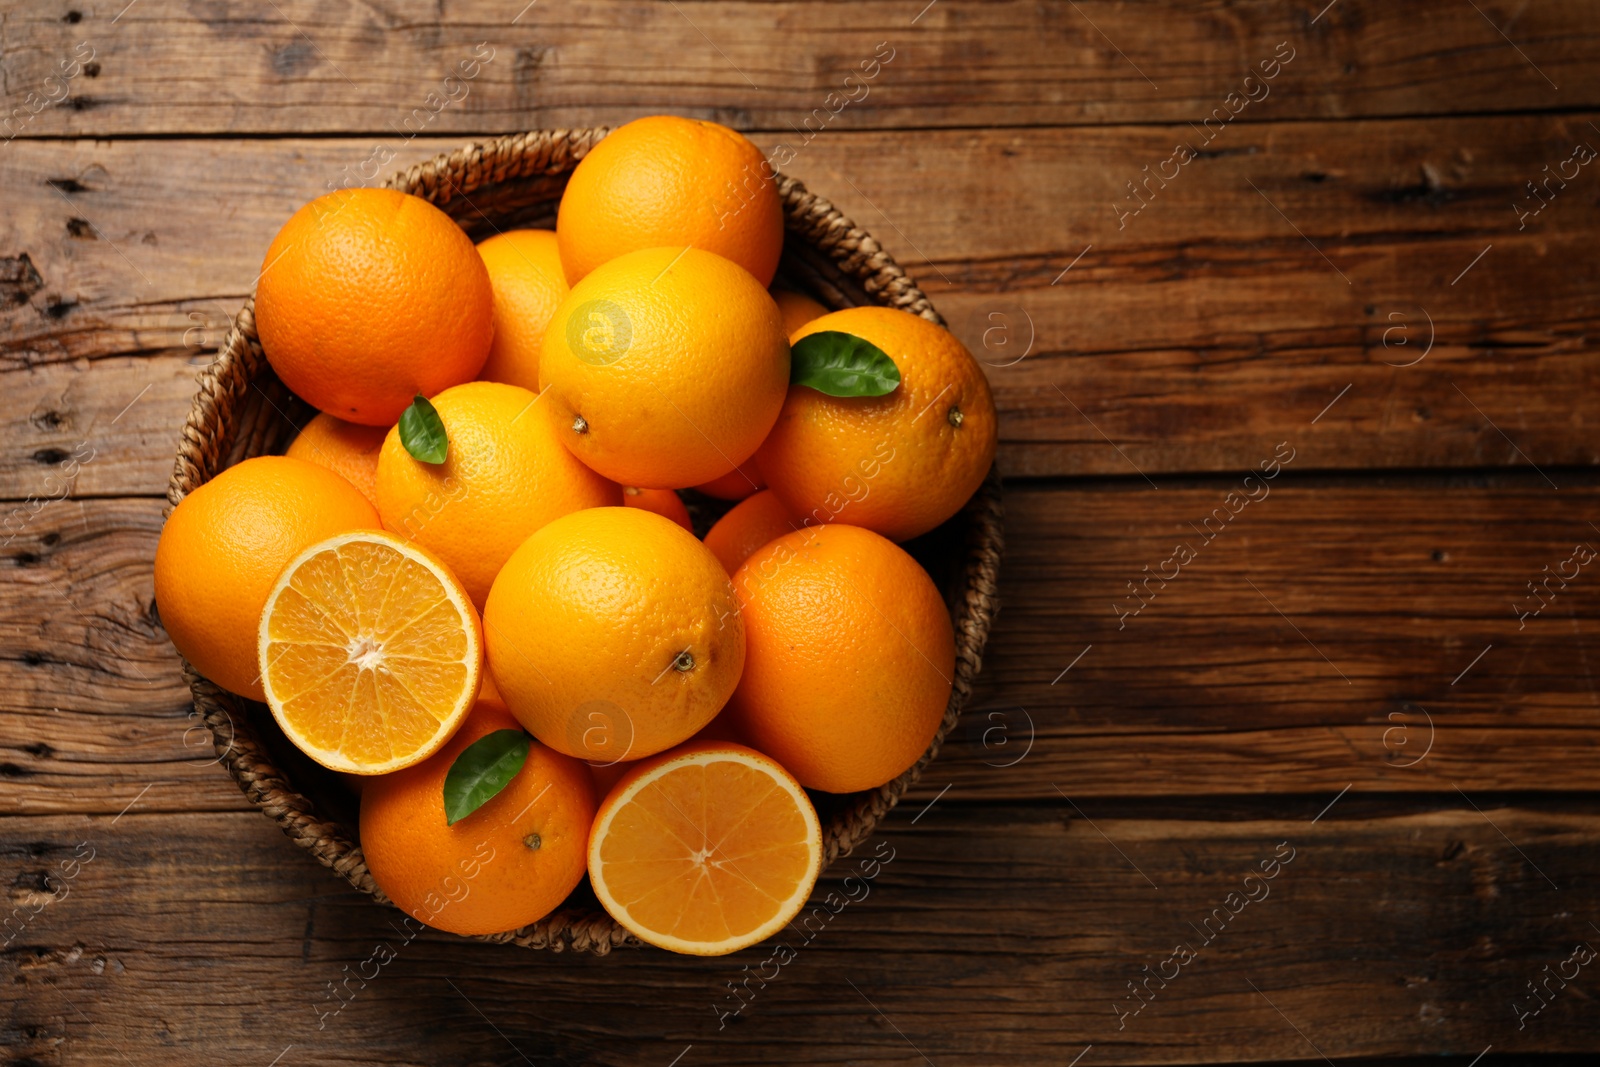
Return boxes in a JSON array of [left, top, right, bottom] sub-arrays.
[[168, 126, 1004, 955]]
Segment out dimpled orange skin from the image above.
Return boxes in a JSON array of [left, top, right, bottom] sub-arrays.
[[726, 523, 954, 794], [360, 702, 597, 936], [557, 115, 784, 286], [484, 507, 745, 765], [476, 229, 570, 392], [255, 188, 493, 425], [770, 289, 830, 337], [539, 247, 790, 489], [622, 486, 694, 532], [587, 707, 752, 796], [702, 489, 799, 575], [376, 381, 620, 609], [285, 412, 388, 507], [693, 458, 765, 501], [154, 456, 380, 701], [757, 306, 998, 543]]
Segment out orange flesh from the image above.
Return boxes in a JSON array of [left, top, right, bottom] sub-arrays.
[[595, 755, 817, 946], [262, 537, 477, 770]]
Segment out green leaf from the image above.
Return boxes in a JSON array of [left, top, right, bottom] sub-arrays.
[[790, 331, 901, 397], [443, 729, 529, 826], [399, 394, 448, 464]]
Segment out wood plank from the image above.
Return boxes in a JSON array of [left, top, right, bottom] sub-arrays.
[[5, 117, 1600, 489], [0, 353, 199, 499], [0, 1, 1595, 135], [947, 474, 1600, 796], [0, 496, 244, 817], [2, 805, 1597, 1064], [8, 479, 1600, 815]]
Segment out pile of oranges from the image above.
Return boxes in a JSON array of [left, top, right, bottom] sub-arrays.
[[156, 116, 996, 956]]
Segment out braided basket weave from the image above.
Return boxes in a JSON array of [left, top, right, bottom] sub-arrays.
[[168, 128, 1003, 955]]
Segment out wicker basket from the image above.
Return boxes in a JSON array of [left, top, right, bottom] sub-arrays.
[[168, 128, 1004, 955]]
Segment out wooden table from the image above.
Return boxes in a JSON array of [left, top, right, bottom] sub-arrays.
[[4, 2, 1599, 1063]]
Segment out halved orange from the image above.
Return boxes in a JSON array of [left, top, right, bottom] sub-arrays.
[[258, 530, 482, 774], [588, 741, 822, 956]]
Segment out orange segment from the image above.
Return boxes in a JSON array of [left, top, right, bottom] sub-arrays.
[[259, 530, 482, 774], [588, 741, 822, 956]]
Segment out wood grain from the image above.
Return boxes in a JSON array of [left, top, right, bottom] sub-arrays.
[[5, 117, 1600, 490], [0, 354, 198, 499], [3, 2, 1599, 1059], [2, 805, 1597, 1065], [7, 479, 1599, 816], [0, 1, 1594, 135]]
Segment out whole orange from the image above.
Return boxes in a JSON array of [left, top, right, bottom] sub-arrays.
[[484, 507, 744, 764], [375, 381, 620, 608], [285, 412, 387, 507], [255, 188, 492, 425], [726, 523, 954, 793], [622, 486, 693, 532], [557, 115, 784, 286], [771, 289, 829, 337], [360, 702, 597, 936], [539, 246, 790, 488], [757, 306, 997, 542], [154, 456, 379, 700], [476, 229, 570, 391], [702, 489, 798, 575]]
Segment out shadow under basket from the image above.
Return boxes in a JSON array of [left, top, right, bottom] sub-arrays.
[[168, 127, 1005, 955]]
